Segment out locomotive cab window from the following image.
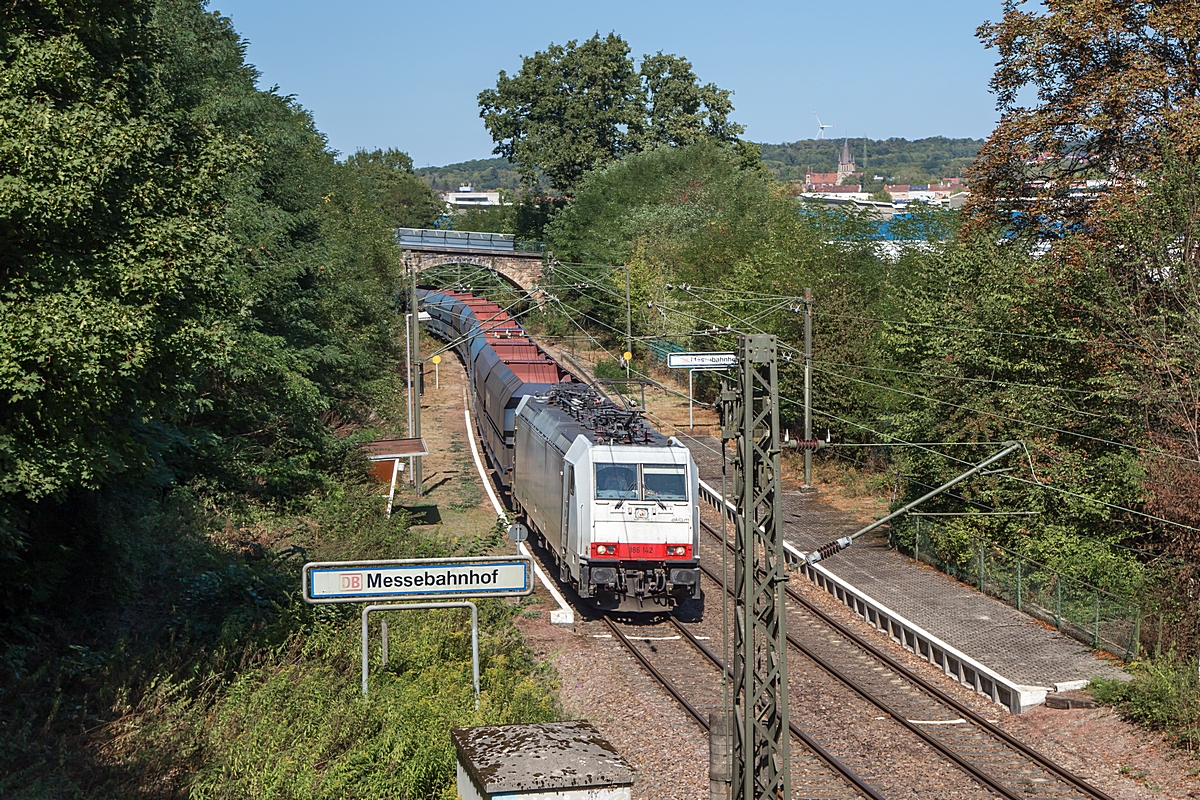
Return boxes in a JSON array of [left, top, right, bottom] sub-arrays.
[[643, 464, 687, 501], [595, 463, 639, 500]]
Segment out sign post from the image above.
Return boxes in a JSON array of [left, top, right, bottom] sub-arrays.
[[666, 352, 737, 429], [432, 354, 442, 389], [303, 556, 533, 698]]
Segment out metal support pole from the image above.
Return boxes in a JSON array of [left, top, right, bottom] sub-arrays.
[[625, 262, 632, 380], [386, 458, 400, 517], [1094, 593, 1101, 648], [410, 270, 423, 497], [720, 334, 790, 800], [405, 312, 413, 486], [689, 369, 694, 429], [978, 540, 985, 593], [1016, 556, 1022, 612], [362, 602, 479, 707], [1055, 580, 1062, 630], [1129, 609, 1141, 661], [381, 619, 389, 668], [803, 288, 813, 488]]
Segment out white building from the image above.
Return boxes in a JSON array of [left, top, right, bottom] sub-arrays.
[[441, 184, 502, 210]]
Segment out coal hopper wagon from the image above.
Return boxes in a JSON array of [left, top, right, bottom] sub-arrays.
[[421, 288, 700, 612]]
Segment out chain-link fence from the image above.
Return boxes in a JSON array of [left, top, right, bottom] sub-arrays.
[[896, 518, 1142, 660]]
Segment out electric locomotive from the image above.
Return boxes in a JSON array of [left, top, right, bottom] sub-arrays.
[[421, 288, 701, 612]]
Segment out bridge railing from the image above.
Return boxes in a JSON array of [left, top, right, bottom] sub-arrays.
[[395, 228, 545, 254]]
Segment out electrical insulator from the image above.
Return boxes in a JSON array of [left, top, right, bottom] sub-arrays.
[[806, 536, 852, 565]]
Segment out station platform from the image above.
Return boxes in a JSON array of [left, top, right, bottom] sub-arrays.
[[676, 433, 1129, 713]]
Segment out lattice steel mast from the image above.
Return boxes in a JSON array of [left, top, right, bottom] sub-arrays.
[[720, 334, 791, 800]]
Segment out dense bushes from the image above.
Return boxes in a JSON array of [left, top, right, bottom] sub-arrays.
[[0, 3, 558, 796], [1091, 656, 1200, 752]]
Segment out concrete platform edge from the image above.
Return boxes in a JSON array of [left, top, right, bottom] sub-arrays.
[[697, 479, 1047, 714], [796, 556, 1048, 714]]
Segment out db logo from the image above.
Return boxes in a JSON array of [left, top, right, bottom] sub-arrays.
[[340, 573, 363, 591]]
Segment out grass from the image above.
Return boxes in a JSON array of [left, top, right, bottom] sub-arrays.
[[1091, 654, 1200, 754], [0, 370, 559, 798]]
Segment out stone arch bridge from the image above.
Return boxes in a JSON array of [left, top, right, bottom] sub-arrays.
[[397, 228, 546, 301]]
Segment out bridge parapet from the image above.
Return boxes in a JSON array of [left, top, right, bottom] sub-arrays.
[[398, 227, 547, 302], [395, 227, 544, 254]]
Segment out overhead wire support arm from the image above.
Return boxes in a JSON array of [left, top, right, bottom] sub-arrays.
[[804, 440, 1025, 566]]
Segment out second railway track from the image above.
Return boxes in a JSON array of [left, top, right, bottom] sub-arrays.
[[679, 516, 1116, 800], [595, 613, 883, 800]]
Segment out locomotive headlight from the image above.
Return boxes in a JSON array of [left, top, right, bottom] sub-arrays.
[[666, 546, 688, 557], [593, 543, 618, 557]]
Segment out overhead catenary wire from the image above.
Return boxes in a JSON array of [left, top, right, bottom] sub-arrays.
[[550, 264, 1154, 351], [813, 365, 1200, 468], [810, 406, 1200, 550], [550, 272, 1200, 542]]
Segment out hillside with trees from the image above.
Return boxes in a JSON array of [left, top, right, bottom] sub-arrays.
[[416, 137, 984, 194], [760, 136, 983, 184], [415, 157, 538, 192]]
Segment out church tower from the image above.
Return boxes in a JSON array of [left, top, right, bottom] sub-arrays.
[[837, 139, 856, 184]]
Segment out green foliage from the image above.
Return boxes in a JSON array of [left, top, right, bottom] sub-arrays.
[[346, 148, 445, 229], [415, 157, 542, 193], [0, 0, 241, 508], [759, 137, 983, 184], [0, 0, 407, 554], [188, 607, 555, 800], [478, 33, 743, 192], [453, 203, 515, 234], [0, 4, 562, 796], [546, 140, 889, 428], [0, 477, 557, 798], [593, 359, 627, 382], [875, 228, 1147, 582], [1091, 655, 1200, 751]]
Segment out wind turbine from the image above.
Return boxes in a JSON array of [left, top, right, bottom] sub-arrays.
[[814, 111, 835, 139]]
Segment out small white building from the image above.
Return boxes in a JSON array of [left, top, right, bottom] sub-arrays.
[[442, 184, 502, 210], [452, 721, 635, 800]]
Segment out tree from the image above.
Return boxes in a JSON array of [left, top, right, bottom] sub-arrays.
[[635, 52, 741, 148], [346, 148, 444, 228], [1078, 148, 1200, 599], [968, 0, 1200, 225], [478, 33, 743, 192]]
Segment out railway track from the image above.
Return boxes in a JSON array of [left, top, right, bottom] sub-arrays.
[[598, 614, 884, 800], [688, 516, 1116, 800]]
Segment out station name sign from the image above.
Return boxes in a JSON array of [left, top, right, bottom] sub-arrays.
[[303, 556, 533, 604], [667, 351, 738, 369]]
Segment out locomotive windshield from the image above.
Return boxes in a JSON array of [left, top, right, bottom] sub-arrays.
[[643, 464, 687, 501], [594, 463, 688, 501], [596, 463, 639, 499]]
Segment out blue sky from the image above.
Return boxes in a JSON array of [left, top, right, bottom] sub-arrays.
[[212, 0, 1004, 167]]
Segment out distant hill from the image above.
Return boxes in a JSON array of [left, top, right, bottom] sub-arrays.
[[415, 158, 532, 192], [416, 137, 985, 192], [760, 137, 984, 185]]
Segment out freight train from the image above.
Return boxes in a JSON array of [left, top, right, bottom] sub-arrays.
[[420, 288, 700, 612]]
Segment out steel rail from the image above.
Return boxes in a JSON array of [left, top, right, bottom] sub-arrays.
[[603, 615, 882, 800], [699, 518, 1116, 800], [664, 617, 888, 800], [601, 616, 710, 730]]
